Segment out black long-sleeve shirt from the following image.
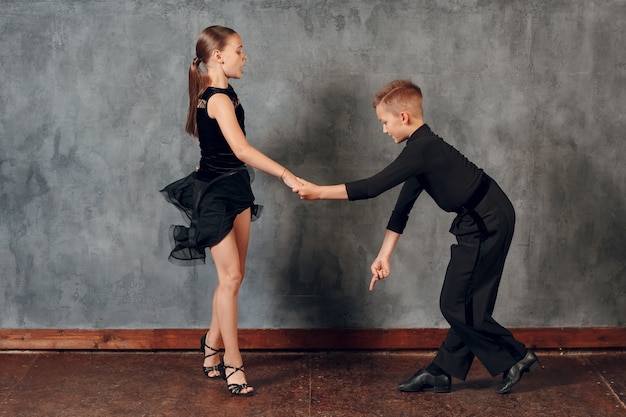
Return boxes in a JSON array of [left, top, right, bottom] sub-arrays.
[[345, 124, 484, 234]]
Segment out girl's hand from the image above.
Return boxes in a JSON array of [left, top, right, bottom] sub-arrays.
[[281, 170, 303, 188], [292, 177, 320, 200]]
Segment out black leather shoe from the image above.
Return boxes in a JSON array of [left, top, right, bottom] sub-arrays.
[[397, 368, 451, 393], [496, 350, 539, 394]]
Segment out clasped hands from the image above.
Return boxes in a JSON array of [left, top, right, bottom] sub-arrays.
[[282, 175, 320, 200]]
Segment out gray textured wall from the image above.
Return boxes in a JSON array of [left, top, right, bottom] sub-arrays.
[[1, 0, 625, 330]]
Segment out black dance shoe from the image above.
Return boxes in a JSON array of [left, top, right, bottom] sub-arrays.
[[200, 334, 222, 379], [397, 368, 451, 393], [496, 350, 539, 394]]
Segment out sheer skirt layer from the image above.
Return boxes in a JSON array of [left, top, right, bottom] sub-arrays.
[[160, 167, 261, 266]]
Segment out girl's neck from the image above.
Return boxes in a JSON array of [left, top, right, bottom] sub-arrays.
[[207, 69, 229, 89]]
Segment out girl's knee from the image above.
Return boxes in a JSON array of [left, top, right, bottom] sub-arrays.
[[218, 272, 244, 291]]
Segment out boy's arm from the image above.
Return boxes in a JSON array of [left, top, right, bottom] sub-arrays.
[[369, 229, 401, 291], [293, 179, 348, 200]]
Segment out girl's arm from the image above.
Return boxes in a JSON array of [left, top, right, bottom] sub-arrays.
[[208, 94, 298, 187]]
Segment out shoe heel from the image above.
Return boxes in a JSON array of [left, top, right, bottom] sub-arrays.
[[434, 385, 451, 393], [434, 379, 451, 393], [528, 358, 540, 372]]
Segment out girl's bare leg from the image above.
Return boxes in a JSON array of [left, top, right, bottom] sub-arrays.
[[202, 295, 222, 377], [209, 208, 252, 394]]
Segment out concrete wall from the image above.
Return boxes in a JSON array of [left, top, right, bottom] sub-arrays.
[[1, 0, 624, 330]]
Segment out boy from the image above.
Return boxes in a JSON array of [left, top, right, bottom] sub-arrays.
[[293, 80, 537, 394]]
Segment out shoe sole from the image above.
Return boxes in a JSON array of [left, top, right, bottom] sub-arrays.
[[398, 384, 451, 393]]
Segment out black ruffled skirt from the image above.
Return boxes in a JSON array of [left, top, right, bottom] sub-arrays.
[[160, 167, 261, 265]]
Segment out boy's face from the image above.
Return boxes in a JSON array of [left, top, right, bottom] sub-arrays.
[[375, 105, 409, 144]]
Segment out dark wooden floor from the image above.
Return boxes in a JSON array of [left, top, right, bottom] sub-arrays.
[[1, 350, 625, 416]]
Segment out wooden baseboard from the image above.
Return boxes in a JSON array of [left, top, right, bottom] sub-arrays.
[[0, 328, 624, 351]]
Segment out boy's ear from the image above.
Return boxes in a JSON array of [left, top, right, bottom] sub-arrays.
[[400, 111, 410, 124]]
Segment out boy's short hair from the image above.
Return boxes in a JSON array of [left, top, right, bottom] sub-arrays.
[[373, 80, 423, 117]]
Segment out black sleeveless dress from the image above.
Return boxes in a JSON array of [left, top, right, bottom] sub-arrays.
[[161, 85, 261, 265]]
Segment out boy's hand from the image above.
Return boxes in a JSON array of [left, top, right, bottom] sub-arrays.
[[292, 177, 320, 200], [369, 257, 390, 291], [281, 172, 303, 189]]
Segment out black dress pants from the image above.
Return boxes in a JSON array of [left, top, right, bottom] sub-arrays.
[[432, 179, 526, 380]]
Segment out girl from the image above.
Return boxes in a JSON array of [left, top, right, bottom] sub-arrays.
[[161, 25, 299, 397]]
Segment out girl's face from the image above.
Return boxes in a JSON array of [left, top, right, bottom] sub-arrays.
[[375, 105, 409, 143], [220, 34, 247, 79]]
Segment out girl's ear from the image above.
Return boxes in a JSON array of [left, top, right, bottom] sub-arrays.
[[212, 49, 224, 64]]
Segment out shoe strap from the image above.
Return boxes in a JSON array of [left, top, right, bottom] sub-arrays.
[[203, 344, 220, 359], [223, 365, 251, 395], [228, 382, 249, 395], [223, 364, 245, 380]]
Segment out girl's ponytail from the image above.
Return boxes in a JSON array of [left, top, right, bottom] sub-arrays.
[[185, 58, 206, 137]]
